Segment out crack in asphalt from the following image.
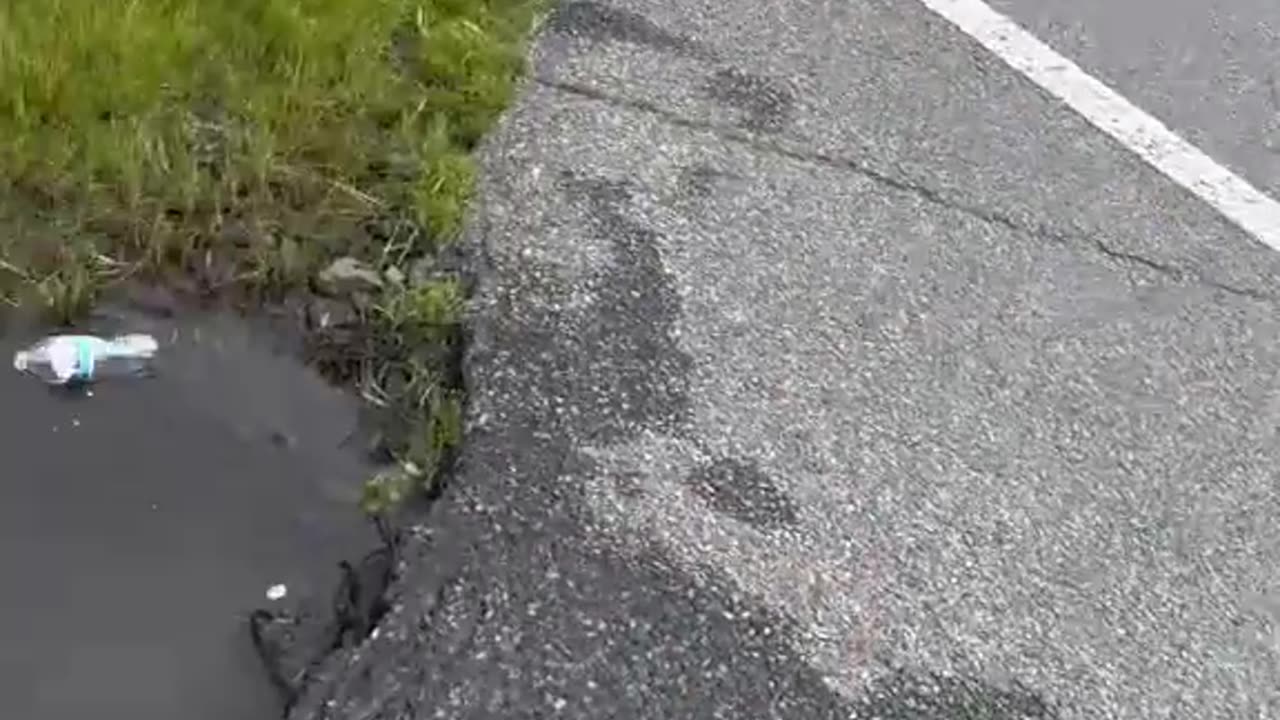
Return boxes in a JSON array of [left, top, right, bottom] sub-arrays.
[[1087, 237, 1273, 301], [533, 75, 1276, 305]]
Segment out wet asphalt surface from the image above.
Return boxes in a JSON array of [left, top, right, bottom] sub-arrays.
[[290, 1, 1280, 718], [0, 310, 375, 720]]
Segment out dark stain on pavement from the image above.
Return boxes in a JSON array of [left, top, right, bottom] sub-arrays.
[[533, 169, 693, 442], [547, 1, 705, 58], [851, 668, 1061, 719], [685, 456, 801, 531], [542, 4, 796, 136], [704, 67, 795, 133]]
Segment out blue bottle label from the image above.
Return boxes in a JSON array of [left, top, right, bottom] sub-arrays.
[[73, 337, 96, 381]]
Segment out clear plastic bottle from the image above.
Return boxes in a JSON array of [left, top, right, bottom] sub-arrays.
[[12, 334, 158, 385]]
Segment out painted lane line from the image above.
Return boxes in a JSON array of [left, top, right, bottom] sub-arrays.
[[916, 0, 1280, 252]]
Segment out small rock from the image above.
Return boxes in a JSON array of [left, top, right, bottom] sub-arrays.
[[316, 256, 382, 297]]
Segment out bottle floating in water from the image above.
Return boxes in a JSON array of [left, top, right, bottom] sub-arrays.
[[12, 334, 159, 385]]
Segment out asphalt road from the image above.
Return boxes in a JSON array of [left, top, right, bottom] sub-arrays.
[[292, 1, 1280, 718], [989, 0, 1280, 197]]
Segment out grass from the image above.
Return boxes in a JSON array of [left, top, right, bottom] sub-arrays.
[[0, 0, 545, 513]]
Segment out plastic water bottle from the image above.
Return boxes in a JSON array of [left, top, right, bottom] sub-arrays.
[[12, 334, 158, 385]]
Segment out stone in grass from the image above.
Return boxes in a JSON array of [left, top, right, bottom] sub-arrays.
[[383, 265, 406, 287], [316, 256, 383, 297]]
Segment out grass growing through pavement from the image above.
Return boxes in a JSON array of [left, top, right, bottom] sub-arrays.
[[0, 0, 544, 512]]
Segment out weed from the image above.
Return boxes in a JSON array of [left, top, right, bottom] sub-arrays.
[[0, 0, 540, 309], [353, 273, 467, 516], [415, 119, 478, 241]]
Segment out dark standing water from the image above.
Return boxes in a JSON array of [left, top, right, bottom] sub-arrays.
[[0, 307, 377, 720]]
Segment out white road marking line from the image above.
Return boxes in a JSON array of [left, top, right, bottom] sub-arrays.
[[916, 0, 1280, 251]]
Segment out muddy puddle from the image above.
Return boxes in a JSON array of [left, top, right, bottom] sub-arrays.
[[0, 304, 381, 720]]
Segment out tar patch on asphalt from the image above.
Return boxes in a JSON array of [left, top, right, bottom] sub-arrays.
[[685, 456, 801, 531], [546, 0, 706, 58], [852, 668, 1061, 719], [703, 67, 796, 133]]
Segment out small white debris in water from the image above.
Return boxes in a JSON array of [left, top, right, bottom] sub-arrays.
[[86, 390, 94, 398], [266, 584, 288, 601], [71, 418, 80, 427]]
